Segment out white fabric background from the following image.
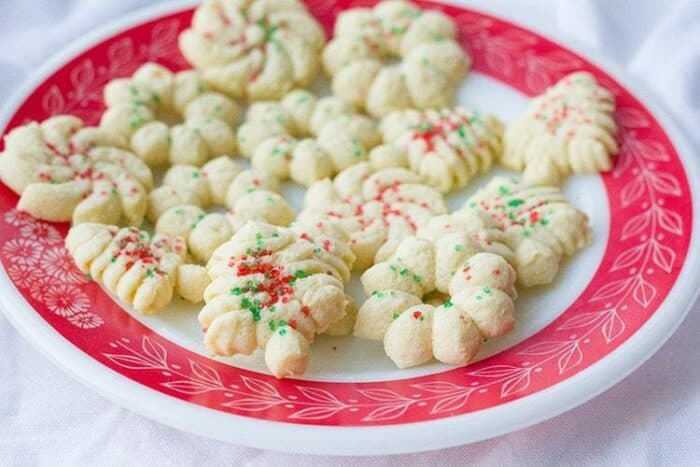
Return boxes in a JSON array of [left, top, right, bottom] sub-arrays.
[[1, 0, 699, 465]]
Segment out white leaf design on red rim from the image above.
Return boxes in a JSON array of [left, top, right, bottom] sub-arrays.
[[621, 211, 651, 240], [361, 403, 411, 422], [411, 382, 467, 394], [651, 241, 675, 273], [557, 311, 606, 330], [241, 376, 282, 400], [590, 278, 634, 302], [655, 206, 683, 235], [295, 386, 344, 405], [162, 379, 219, 395], [632, 278, 656, 308], [357, 389, 411, 402], [189, 360, 223, 387], [289, 406, 346, 420], [468, 365, 523, 378], [611, 243, 647, 271], [616, 107, 650, 129], [500, 371, 531, 397], [620, 176, 645, 207], [221, 398, 282, 411], [601, 312, 626, 343], [557, 342, 583, 374], [42, 85, 64, 116], [430, 391, 473, 414], [518, 341, 569, 356]]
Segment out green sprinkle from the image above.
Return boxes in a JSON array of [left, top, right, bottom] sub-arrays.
[[443, 299, 453, 308], [455, 244, 463, 252], [392, 312, 400, 320], [231, 287, 242, 295], [507, 198, 524, 207]]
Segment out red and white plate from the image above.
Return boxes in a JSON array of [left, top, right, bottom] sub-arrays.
[[0, 0, 698, 456]]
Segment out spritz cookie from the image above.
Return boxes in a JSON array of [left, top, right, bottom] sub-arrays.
[[0, 115, 152, 225], [359, 232, 517, 368], [100, 63, 240, 167], [200, 221, 355, 378], [459, 176, 592, 286], [237, 91, 381, 185], [66, 223, 210, 314], [373, 107, 504, 193], [298, 162, 448, 270], [322, 0, 469, 117], [179, 0, 325, 100], [146, 156, 293, 224], [502, 72, 618, 185]]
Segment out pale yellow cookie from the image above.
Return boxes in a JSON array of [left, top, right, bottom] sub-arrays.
[[200, 221, 355, 378], [502, 72, 618, 185], [66, 223, 209, 314], [102, 63, 240, 168], [373, 107, 504, 193], [238, 92, 380, 185], [298, 162, 448, 271], [0, 116, 152, 225], [179, 0, 325, 100], [322, 0, 470, 117]]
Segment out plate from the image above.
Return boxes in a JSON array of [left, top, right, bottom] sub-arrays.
[[0, 0, 698, 456]]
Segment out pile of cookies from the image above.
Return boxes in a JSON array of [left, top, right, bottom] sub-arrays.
[[0, 0, 618, 378]]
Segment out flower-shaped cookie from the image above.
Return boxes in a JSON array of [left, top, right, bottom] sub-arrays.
[[358, 231, 517, 368], [237, 90, 381, 186], [0, 115, 153, 225], [100, 63, 240, 167], [298, 162, 448, 270], [179, 0, 326, 100], [66, 224, 210, 313], [373, 107, 504, 193], [322, 0, 470, 117], [200, 221, 355, 377], [148, 157, 294, 263], [147, 156, 294, 225], [457, 176, 592, 286], [502, 72, 618, 185]]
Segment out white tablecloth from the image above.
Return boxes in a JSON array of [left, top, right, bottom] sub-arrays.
[[1, 1, 699, 465]]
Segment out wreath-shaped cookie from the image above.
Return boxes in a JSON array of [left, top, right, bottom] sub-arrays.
[[66, 224, 210, 314], [322, 0, 470, 117], [237, 90, 381, 186], [100, 63, 240, 167], [200, 221, 355, 377], [179, 0, 326, 100], [501, 72, 618, 185], [147, 157, 295, 263], [0, 115, 152, 225], [298, 162, 447, 270], [372, 107, 504, 193]]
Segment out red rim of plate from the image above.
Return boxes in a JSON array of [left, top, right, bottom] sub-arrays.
[[0, 0, 695, 432]]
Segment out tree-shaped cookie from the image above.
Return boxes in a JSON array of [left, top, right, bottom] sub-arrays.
[[459, 176, 592, 286], [179, 0, 326, 100], [0, 115, 152, 225], [200, 221, 355, 377], [502, 72, 618, 185], [298, 162, 448, 270], [66, 224, 210, 313], [372, 107, 504, 193], [322, 0, 470, 117]]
